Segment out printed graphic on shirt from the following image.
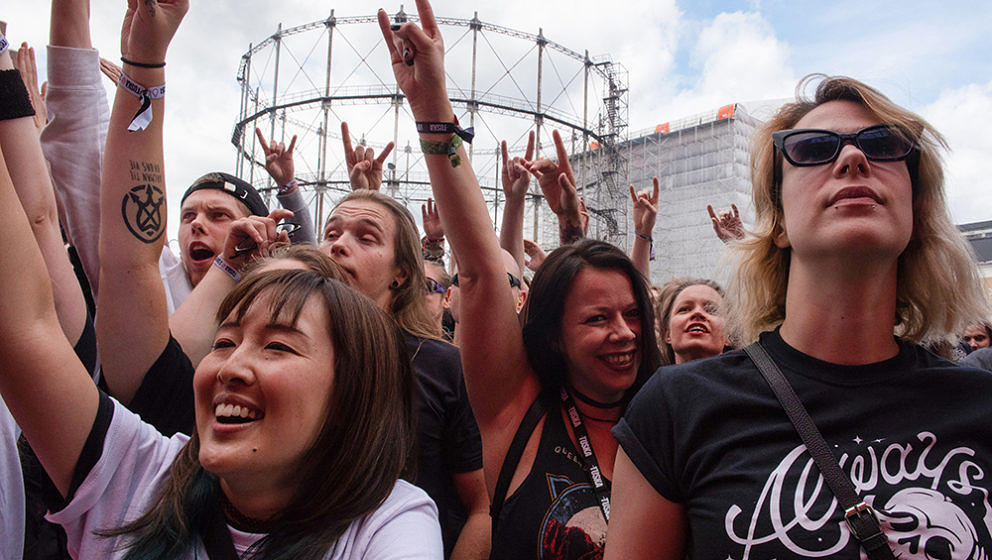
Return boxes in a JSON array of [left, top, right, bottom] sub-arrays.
[[539, 474, 607, 559], [724, 431, 992, 559]]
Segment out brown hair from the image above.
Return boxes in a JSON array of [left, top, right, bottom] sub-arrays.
[[107, 270, 414, 559], [332, 190, 441, 340], [727, 74, 988, 344], [655, 277, 725, 365], [244, 243, 346, 281]]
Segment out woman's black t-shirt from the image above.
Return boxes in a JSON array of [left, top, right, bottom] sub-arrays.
[[614, 329, 992, 559]]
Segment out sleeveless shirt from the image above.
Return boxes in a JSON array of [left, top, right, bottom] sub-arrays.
[[492, 397, 610, 559]]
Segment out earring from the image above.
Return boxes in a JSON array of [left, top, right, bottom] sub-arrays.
[[390, 280, 399, 289]]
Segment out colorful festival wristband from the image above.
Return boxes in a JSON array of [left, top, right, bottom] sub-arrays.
[[117, 70, 165, 132]]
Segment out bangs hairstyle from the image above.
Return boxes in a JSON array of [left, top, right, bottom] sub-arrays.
[[106, 270, 414, 560], [727, 74, 988, 344], [655, 277, 725, 366], [332, 190, 441, 340], [521, 239, 661, 394]]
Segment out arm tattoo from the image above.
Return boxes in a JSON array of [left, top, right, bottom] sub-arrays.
[[121, 161, 165, 243]]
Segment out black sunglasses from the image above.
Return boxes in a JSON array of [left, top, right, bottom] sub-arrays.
[[772, 124, 915, 167], [451, 272, 522, 289], [425, 277, 447, 295]]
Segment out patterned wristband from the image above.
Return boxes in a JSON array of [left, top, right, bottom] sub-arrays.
[[214, 255, 242, 282]]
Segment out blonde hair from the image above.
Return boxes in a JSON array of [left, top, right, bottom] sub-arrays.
[[655, 277, 725, 365], [727, 74, 987, 344]]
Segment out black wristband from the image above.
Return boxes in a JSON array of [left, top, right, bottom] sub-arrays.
[[121, 57, 166, 69], [0, 70, 36, 122], [416, 121, 475, 143]]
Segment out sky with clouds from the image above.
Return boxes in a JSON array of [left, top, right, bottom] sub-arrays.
[[5, 0, 992, 240]]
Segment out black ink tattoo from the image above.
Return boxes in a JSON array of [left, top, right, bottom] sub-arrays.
[[145, 0, 157, 17], [121, 184, 165, 243]]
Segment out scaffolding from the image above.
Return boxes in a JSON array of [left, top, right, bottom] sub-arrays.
[[230, 8, 628, 246], [586, 103, 764, 283]]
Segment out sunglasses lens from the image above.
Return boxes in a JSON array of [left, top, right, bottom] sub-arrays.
[[784, 131, 840, 165], [858, 126, 912, 160]]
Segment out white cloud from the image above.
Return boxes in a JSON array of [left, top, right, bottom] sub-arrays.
[[643, 11, 795, 127], [920, 81, 992, 225]]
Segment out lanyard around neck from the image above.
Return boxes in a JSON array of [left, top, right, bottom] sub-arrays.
[[559, 386, 611, 522]]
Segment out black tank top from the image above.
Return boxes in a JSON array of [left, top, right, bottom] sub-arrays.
[[492, 398, 610, 559]]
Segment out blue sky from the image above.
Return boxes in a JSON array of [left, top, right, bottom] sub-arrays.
[[5, 0, 991, 237]]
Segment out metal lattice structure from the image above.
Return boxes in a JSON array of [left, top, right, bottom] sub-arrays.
[[617, 104, 764, 283], [231, 8, 629, 247]]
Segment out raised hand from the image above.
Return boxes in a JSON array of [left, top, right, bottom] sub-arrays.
[[120, 0, 188, 64], [501, 131, 535, 200], [376, 0, 451, 121], [526, 130, 579, 219], [222, 208, 294, 266], [12, 43, 47, 132], [99, 57, 123, 86], [421, 197, 444, 240], [707, 203, 744, 243], [631, 178, 660, 237], [255, 127, 297, 187], [341, 122, 395, 191], [523, 239, 547, 272]]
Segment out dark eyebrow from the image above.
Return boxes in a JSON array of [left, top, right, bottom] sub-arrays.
[[325, 215, 384, 233], [216, 321, 306, 336]]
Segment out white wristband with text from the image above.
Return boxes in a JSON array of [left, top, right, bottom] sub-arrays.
[[213, 255, 242, 282], [117, 70, 166, 132]]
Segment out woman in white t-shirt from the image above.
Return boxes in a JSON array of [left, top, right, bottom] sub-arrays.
[[0, 0, 440, 557]]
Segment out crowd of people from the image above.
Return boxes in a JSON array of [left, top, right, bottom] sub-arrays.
[[1, 0, 991, 559]]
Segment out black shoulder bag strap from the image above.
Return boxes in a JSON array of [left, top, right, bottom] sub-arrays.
[[744, 342, 894, 560], [201, 495, 240, 560], [488, 389, 549, 560]]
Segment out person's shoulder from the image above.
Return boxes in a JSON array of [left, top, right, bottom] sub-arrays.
[[904, 339, 992, 382], [646, 349, 754, 389], [405, 334, 461, 368], [958, 347, 992, 372]]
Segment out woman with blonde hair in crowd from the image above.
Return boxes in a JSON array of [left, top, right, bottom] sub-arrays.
[[655, 277, 728, 366], [607, 75, 992, 559]]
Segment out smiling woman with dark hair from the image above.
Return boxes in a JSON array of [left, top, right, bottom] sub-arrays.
[[606, 75, 992, 559], [375, 3, 662, 557]]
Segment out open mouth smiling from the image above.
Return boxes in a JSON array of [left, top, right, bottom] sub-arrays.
[[214, 402, 264, 425]]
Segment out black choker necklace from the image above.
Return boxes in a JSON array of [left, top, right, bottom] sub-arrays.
[[220, 492, 279, 534], [571, 386, 629, 409], [578, 410, 620, 423]]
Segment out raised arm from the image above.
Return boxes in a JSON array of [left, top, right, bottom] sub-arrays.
[[0, 132, 98, 497], [96, 0, 188, 404], [254, 127, 315, 245], [498, 132, 534, 272], [630, 178, 659, 281], [341, 121, 395, 191], [526, 130, 584, 245], [39, 0, 111, 299], [378, 0, 539, 474], [1, 46, 87, 345]]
